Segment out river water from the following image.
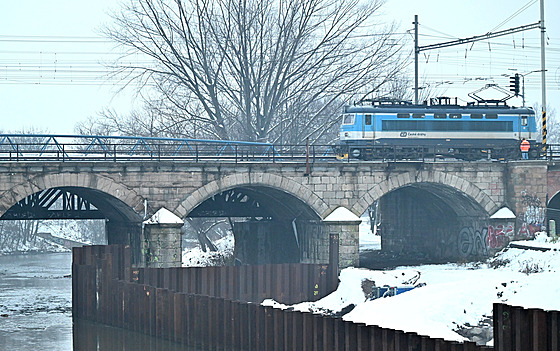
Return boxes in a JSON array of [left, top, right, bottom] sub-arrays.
[[0, 253, 192, 351]]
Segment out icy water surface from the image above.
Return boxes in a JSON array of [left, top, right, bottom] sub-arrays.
[[0, 253, 195, 350], [0, 253, 73, 350]]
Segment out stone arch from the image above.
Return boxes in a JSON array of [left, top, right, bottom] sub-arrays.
[[548, 189, 560, 206], [546, 190, 560, 232], [174, 172, 328, 218], [351, 170, 498, 216], [0, 172, 145, 218]]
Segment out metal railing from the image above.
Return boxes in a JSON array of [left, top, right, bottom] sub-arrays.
[[0, 134, 337, 163], [3, 134, 560, 163]]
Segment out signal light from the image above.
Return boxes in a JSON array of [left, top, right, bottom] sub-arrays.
[[509, 73, 520, 96]]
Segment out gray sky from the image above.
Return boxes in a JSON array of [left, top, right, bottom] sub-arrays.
[[1, 0, 559, 134]]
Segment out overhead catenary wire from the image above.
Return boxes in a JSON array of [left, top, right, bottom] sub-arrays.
[[0, 26, 558, 91]]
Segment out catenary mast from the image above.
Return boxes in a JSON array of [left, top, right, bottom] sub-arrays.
[[413, 1, 547, 150]]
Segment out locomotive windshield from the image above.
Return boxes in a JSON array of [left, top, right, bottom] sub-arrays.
[[342, 114, 355, 125]]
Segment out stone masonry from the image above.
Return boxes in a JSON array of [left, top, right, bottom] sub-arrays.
[[0, 160, 553, 266]]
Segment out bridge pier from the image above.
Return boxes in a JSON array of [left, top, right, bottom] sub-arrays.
[[232, 219, 360, 268], [320, 220, 360, 268], [140, 208, 183, 268]]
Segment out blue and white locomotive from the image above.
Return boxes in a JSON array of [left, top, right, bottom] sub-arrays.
[[335, 98, 538, 160]]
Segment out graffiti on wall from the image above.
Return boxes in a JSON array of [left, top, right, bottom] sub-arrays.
[[458, 223, 516, 257], [458, 226, 488, 257], [519, 191, 545, 237], [487, 224, 514, 249]]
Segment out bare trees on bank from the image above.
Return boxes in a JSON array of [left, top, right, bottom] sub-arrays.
[[77, 0, 406, 144]]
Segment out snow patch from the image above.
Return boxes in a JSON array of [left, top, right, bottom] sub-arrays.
[[360, 214, 381, 251], [143, 207, 183, 225], [324, 207, 361, 222], [490, 207, 516, 219]]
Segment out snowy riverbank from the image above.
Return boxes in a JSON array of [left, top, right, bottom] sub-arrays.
[[263, 232, 560, 346]]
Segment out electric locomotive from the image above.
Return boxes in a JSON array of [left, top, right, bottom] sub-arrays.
[[335, 97, 538, 160]]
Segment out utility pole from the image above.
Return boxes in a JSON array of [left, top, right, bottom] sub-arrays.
[[540, 0, 547, 154], [414, 15, 419, 105], [413, 14, 542, 105]]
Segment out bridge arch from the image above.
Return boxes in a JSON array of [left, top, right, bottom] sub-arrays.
[[175, 172, 332, 265], [354, 170, 500, 262], [0, 173, 148, 263], [0, 173, 145, 218], [175, 172, 329, 219], [352, 170, 498, 216], [547, 190, 560, 234]]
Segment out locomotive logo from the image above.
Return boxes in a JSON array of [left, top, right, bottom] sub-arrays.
[[400, 132, 408, 137]]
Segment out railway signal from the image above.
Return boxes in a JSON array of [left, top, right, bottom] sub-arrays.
[[509, 74, 520, 96]]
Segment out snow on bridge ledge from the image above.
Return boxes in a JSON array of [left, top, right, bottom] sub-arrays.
[[490, 207, 516, 219], [143, 207, 184, 225], [324, 206, 362, 222]]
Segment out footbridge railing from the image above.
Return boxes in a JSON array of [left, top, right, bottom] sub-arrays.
[[0, 134, 336, 163]]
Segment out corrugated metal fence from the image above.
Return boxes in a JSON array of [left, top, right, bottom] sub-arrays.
[[72, 244, 555, 350]]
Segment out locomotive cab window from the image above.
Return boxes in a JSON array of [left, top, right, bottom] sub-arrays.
[[365, 114, 372, 125], [397, 113, 410, 118], [485, 113, 498, 119], [521, 116, 528, 126], [342, 114, 355, 125], [449, 113, 462, 119], [470, 113, 483, 119], [412, 113, 425, 119], [434, 113, 447, 119]]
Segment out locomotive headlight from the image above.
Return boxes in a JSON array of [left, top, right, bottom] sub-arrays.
[[344, 132, 349, 137], [351, 149, 361, 158]]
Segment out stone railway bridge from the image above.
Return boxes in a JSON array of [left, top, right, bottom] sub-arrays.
[[1, 160, 559, 268]]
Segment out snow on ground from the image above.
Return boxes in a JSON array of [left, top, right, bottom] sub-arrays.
[[264, 232, 560, 345], [38, 221, 89, 244], [0, 235, 67, 254], [176, 209, 560, 345], [359, 214, 381, 251], [182, 234, 235, 266]]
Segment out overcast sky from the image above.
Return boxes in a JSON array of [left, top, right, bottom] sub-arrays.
[[1, 0, 559, 134]]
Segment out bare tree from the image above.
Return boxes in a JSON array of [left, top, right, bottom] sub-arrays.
[[0, 220, 40, 252], [184, 217, 233, 252], [533, 104, 558, 144], [103, 0, 407, 143]]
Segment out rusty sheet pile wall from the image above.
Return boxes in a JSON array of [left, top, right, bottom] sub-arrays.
[[493, 303, 560, 350], [73, 245, 508, 350], [135, 264, 331, 305]]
